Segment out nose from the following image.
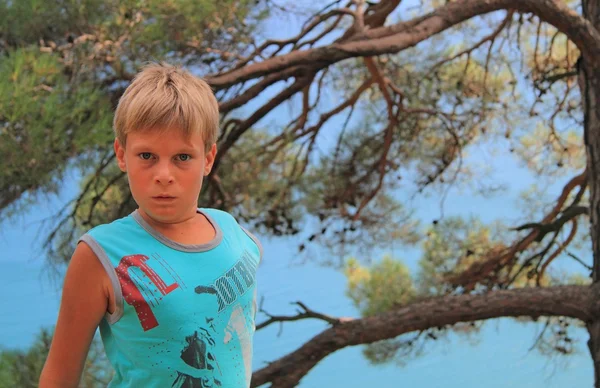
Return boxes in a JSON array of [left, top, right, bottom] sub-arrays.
[[154, 162, 174, 185]]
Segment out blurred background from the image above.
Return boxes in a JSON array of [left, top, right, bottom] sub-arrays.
[[0, 0, 596, 387]]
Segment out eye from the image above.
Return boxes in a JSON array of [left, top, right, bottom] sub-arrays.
[[177, 154, 191, 162], [139, 152, 153, 160]]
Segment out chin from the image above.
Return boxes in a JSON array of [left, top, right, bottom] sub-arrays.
[[144, 206, 179, 221], [143, 204, 194, 223]]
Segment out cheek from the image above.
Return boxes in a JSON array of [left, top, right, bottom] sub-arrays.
[[183, 172, 203, 187], [179, 169, 204, 191], [126, 172, 142, 194], [124, 164, 147, 189]]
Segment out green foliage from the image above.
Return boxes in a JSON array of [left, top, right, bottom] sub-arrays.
[[343, 252, 486, 364], [297, 128, 421, 255], [361, 333, 425, 365], [514, 122, 585, 176], [0, 0, 258, 57], [48, 163, 135, 264], [0, 329, 52, 388], [417, 217, 508, 294], [213, 129, 306, 236], [321, 44, 515, 202], [0, 47, 113, 215], [344, 256, 416, 317], [343, 252, 419, 365], [0, 327, 112, 388], [0, 0, 267, 221], [0, 0, 106, 46]]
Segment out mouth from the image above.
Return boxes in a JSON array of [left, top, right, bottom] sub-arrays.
[[153, 195, 176, 200]]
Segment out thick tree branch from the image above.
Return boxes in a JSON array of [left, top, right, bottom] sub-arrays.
[[207, 0, 600, 90], [252, 284, 600, 387]]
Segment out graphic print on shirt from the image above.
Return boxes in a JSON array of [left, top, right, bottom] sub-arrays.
[[173, 249, 259, 387], [172, 327, 221, 387], [115, 253, 181, 331], [194, 250, 258, 312]]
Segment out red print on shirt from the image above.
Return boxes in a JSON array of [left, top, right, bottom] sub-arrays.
[[115, 254, 179, 331]]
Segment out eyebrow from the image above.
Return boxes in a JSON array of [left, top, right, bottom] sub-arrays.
[[177, 145, 198, 153], [129, 143, 198, 153]]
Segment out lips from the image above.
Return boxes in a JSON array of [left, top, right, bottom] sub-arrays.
[[153, 195, 176, 200]]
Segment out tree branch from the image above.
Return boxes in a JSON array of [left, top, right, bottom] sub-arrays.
[[219, 66, 304, 114], [256, 301, 351, 331], [252, 284, 600, 387], [450, 170, 588, 290], [512, 205, 588, 240], [537, 219, 578, 285], [207, 0, 600, 90], [429, 9, 514, 72], [566, 250, 593, 271], [213, 72, 316, 171]]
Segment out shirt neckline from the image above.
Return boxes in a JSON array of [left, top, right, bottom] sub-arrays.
[[131, 208, 223, 252]]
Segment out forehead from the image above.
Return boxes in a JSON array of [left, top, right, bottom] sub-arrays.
[[126, 127, 204, 150]]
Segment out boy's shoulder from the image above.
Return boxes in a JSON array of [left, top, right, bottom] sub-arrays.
[[200, 207, 243, 234], [202, 208, 263, 259], [199, 207, 233, 218], [84, 213, 136, 238], [200, 207, 239, 223]]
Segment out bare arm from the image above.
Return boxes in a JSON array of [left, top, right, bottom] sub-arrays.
[[39, 241, 113, 388]]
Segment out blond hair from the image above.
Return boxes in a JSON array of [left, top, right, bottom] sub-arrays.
[[113, 62, 219, 151]]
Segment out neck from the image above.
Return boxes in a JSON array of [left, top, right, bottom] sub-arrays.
[[137, 207, 199, 230]]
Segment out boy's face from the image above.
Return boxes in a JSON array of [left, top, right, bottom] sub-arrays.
[[114, 127, 217, 224]]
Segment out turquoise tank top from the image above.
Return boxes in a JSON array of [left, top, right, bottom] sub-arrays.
[[79, 208, 261, 388]]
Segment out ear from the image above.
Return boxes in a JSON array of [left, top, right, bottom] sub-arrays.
[[114, 138, 127, 172], [204, 143, 217, 176]]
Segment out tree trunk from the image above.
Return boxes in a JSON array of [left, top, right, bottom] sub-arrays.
[[581, 0, 600, 386]]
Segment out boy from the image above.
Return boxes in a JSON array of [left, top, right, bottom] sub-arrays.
[[40, 63, 262, 388]]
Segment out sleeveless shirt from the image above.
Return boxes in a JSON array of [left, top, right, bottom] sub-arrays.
[[79, 208, 261, 387]]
